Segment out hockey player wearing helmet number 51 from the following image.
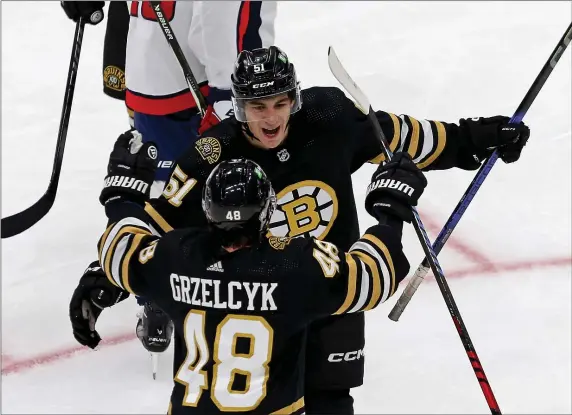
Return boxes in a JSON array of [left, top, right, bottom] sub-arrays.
[[70, 46, 530, 414]]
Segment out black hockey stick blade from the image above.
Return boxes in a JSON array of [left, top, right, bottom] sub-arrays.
[[1, 192, 56, 238], [1, 19, 85, 239]]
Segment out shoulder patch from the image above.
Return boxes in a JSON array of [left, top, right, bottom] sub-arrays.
[[103, 65, 126, 92], [268, 236, 293, 250], [195, 137, 221, 164]]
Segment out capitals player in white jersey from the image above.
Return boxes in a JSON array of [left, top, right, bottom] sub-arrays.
[[62, 1, 276, 183]]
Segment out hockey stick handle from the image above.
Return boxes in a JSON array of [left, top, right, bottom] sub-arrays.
[[1, 18, 86, 238], [388, 20, 572, 321], [329, 45, 502, 415], [149, 1, 207, 116], [367, 104, 503, 415], [50, 18, 86, 192]]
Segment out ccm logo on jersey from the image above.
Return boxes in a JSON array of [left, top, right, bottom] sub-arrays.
[[328, 349, 365, 362], [367, 178, 414, 197], [253, 81, 275, 89], [103, 176, 149, 193]]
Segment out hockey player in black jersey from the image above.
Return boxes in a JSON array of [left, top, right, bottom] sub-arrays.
[[71, 46, 530, 413], [70, 138, 427, 413]]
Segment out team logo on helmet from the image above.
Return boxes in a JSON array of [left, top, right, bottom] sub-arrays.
[[195, 137, 221, 165], [268, 180, 338, 240]]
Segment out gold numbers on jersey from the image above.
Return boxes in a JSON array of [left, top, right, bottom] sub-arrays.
[[175, 312, 273, 411], [138, 240, 158, 264], [162, 165, 197, 207], [312, 239, 340, 278]]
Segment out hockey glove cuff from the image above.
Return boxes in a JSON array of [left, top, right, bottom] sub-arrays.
[[60, 1, 105, 25], [460, 116, 530, 164], [69, 261, 129, 349], [365, 152, 427, 223], [100, 130, 158, 207]]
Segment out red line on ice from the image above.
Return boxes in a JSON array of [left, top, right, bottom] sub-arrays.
[[420, 212, 495, 269], [2, 256, 570, 377], [2, 333, 136, 376]]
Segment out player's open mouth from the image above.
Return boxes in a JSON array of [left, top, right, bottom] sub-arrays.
[[262, 126, 280, 138]]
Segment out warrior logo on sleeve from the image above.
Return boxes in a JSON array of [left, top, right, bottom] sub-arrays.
[[268, 180, 338, 240]]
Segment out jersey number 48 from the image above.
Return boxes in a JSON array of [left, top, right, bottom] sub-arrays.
[[175, 310, 273, 411]]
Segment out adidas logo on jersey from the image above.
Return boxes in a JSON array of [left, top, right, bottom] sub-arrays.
[[206, 261, 224, 272], [367, 178, 414, 197], [103, 175, 149, 194]]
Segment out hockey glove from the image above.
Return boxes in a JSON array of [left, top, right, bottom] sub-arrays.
[[365, 152, 427, 223], [69, 261, 129, 349], [100, 130, 158, 207], [460, 116, 530, 164], [199, 87, 234, 135], [60, 1, 105, 25]]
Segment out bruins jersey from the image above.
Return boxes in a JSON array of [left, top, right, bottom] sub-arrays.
[[98, 204, 410, 414], [143, 86, 480, 252]]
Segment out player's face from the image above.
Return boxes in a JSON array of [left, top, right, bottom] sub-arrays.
[[244, 94, 294, 149]]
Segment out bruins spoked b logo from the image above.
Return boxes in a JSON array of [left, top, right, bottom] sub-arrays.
[[268, 180, 338, 240]]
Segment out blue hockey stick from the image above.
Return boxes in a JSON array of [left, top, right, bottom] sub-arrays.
[[329, 46, 502, 415], [388, 21, 572, 321]]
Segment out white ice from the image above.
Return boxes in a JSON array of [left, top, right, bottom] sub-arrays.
[[2, 1, 571, 414]]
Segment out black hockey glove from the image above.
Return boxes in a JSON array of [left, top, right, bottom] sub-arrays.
[[60, 1, 105, 25], [365, 152, 427, 223], [100, 130, 158, 207], [460, 116, 530, 164], [69, 261, 129, 349]]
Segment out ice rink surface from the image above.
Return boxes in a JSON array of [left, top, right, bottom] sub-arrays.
[[2, 2, 571, 414]]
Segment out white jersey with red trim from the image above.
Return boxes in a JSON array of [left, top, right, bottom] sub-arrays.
[[125, 1, 277, 115]]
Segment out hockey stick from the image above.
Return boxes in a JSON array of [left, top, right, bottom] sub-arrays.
[[388, 21, 572, 322], [328, 46, 502, 415], [149, 1, 207, 116], [1, 19, 86, 239]]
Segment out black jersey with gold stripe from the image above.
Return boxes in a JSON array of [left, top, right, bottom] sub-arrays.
[[97, 204, 409, 414], [143, 86, 480, 255]]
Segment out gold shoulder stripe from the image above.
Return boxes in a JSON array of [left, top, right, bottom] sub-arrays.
[[144, 202, 174, 233], [362, 233, 396, 296], [103, 226, 151, 286], [369, 112, 401, 164], [333, 253, 358, 315], [351, 250, 381, 311], [99, 223, 115, 266], [417, 120, 446, 170], [407, 116, 421, 159], [270, 397, 305, 415], [120, 234, 148, 295]]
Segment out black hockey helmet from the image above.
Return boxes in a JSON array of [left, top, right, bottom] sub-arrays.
[[202, 159, 276, 242], [231, 46, 302, 122]]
